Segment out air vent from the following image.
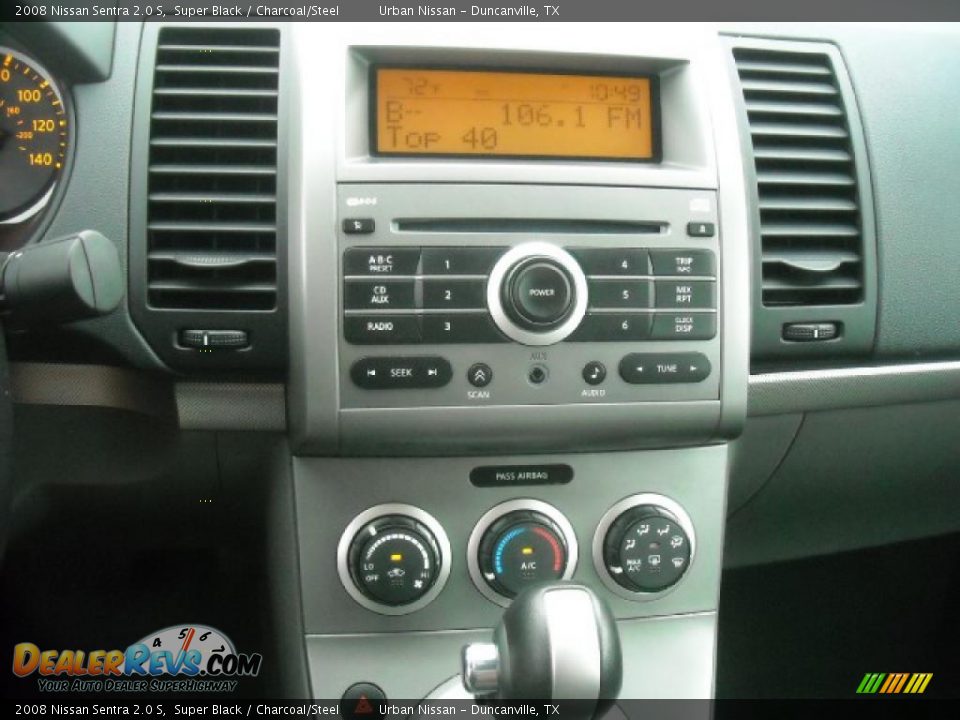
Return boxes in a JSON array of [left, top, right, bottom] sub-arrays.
[[733, 47, 864, 307], [146, 26, 280, 311]]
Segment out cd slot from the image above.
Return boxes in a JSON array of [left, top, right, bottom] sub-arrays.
[[393, 218, 667, 235]]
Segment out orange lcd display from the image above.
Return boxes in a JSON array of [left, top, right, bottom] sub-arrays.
[[374, 68, 658, 161]]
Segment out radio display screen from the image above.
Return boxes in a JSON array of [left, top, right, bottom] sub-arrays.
[[372, 68, 659, 161]]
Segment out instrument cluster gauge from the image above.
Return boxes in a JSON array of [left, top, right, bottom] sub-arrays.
[[0, 47, 70, 228]]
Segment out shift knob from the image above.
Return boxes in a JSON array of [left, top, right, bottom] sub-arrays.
[[462, 582, 622, 707]]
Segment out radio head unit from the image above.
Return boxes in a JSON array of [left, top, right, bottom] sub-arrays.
[[338, 184, 720, 411], [287, 32, 752, 454]]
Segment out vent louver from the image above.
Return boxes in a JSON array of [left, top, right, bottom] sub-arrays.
[[146, 26, 280, 311], [733, 47, 864, 307]]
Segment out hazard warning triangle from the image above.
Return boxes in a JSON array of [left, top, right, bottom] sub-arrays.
[[354, 695, 373, 715]]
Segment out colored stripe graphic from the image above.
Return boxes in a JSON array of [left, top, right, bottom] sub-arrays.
[[893, 673, 909, 693], [878, 674, 895, 694], [857, 673, 885, 694], [857, 672, 932, 694]]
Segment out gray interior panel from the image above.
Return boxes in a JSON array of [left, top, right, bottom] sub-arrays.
[[726, 400, 960, 568], [308, 612, 716, 701], [727, 413, 802, 515]]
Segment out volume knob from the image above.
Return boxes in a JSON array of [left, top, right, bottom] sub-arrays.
[[487, 242, 588, 346], [503, 258, 574, 330]]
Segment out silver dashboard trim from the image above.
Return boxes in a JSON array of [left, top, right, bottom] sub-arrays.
[[544, 586, 602, 702], [748, 359, 960, 416], [12, 359, 960, 430]]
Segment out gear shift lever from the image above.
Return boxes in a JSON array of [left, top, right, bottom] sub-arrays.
[[462, 582, 622, 707]]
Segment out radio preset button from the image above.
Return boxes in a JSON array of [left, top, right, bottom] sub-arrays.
[[569, 248, 649, 276], [422, 279, 487, 309], [655, 280, 716, 309], [344, 248, 420, 276], [506, 259, 573, 327], [421, 313, 508, 343], [651, 312, 717, 340], [619, 353, 711, 384], [350, 356, 452, 390], [588, 279, 653, 309], [568, 313, 653, 342], [344, 280, 415, 310], [344, 315, 421, 344], [422, 247, 505, 275], [650, 250, 715, 277]]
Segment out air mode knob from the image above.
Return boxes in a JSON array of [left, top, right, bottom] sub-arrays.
[[602, 505, 691, 593]]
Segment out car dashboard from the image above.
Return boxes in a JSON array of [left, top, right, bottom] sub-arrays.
[[1, 19, 959, 703]]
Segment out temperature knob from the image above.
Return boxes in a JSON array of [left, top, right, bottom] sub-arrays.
[[477, 509, 572, 599], [602, 505, 691, 593], [347, 514, 442, 606]]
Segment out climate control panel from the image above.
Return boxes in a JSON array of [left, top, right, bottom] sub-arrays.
[[337, 494, 695, 616], [338, 184, 722, 411]]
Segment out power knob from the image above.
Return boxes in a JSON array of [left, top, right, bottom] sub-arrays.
[[487, 242, 588, 346]]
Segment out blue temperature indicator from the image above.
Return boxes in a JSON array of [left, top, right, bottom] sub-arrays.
[[493, 527, 526, 575]]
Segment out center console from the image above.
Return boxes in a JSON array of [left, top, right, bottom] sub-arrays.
[[282, 22, 751, 704]]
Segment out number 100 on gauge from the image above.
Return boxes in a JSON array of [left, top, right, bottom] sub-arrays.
[[373, 68, 658, 161]]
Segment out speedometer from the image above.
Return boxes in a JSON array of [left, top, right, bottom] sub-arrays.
[[0, 47, 69, 223]]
